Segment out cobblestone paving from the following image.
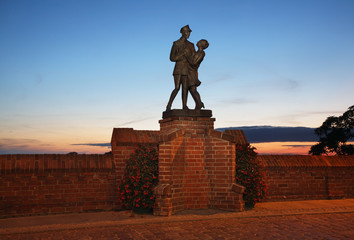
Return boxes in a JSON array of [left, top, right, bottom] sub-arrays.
[[4, 213, 354, 240]]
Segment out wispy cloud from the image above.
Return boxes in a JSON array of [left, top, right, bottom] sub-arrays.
[[262, 78, 300, 92], [116, 117, 154, 127], [222, 98, 258, 105], [306, 110, 345, 116], [0, 138, 41, 146], [283, 78, 299, 90], [33, 74, 43, 85], [282, 144, 313, 148], [0, 138, 47, 154], [275, 110, 346, 126], [72, 143, 110, 147], [236, 57, 301, 92], [209, 74, 233, 83]]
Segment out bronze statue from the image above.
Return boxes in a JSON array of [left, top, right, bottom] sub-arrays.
[[186, 39, 209, 110], [166, 25, 209, 111]]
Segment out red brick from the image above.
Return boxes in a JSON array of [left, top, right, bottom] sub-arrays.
[[0, 154, 115, 218]]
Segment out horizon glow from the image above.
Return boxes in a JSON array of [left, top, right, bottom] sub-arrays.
[[1, 0, 354, 154]]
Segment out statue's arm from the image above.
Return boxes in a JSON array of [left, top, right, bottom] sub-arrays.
[[170, 43, 184, 62], [190, 52, 205, 67]]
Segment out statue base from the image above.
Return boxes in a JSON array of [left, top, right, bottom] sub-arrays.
[[162, 109, 212, 119], [153, 110, 245, 216]]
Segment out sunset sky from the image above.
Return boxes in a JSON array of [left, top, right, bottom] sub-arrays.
[[1, 0, 353, 155]]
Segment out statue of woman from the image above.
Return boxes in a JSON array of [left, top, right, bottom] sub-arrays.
[[186, 39, 209, 110]]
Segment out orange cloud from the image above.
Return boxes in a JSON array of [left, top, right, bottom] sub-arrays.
[[252, 142, 314, 155]]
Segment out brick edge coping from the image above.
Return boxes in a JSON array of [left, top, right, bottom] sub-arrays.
[[258, 155, 354, 167]]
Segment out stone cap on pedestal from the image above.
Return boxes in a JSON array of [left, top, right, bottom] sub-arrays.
[[160, 109, 214, 133], [162, 109, 212, 119]]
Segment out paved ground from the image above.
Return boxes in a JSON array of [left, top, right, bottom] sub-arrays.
[[1, 199, 353, 239]]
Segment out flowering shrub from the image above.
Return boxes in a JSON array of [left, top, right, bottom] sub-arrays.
[[118, 145, 158, 210], [235, 144, 267, 208]]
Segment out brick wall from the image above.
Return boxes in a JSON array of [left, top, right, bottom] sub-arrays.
[[258, 155, 354, 201], [0, 154, 115, 218], [1, 137, 353, 218]]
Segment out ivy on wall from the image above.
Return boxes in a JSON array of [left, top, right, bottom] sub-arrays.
[[117, 145, 159, 210], [236, 144, 268, 208]]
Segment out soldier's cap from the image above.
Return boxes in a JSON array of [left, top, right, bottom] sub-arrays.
[[180, 25, 192, 33]]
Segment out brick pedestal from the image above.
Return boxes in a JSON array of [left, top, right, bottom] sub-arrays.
[[111, 110, 245, 216], [153, 110, 245, 216]]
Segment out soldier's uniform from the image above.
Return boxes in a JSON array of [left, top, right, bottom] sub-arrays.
[[166, 25, 196, 110], [170, 37, 195, 76]]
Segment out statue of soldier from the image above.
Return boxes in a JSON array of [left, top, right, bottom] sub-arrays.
[[166, 25, 196, 110]]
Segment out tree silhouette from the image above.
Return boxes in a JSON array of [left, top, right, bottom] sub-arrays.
[[309, 105, 354, 155]]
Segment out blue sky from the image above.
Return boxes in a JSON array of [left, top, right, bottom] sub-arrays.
[[1, 0, 353, 154]]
